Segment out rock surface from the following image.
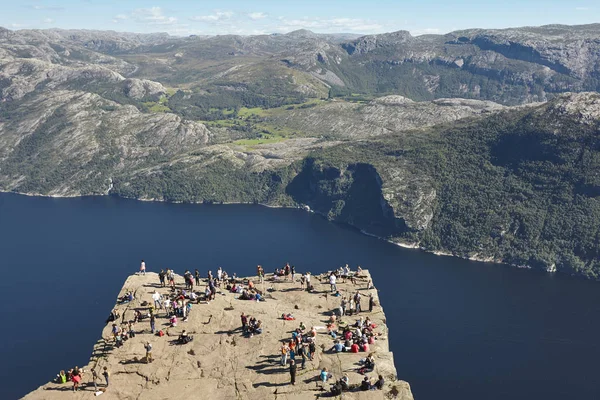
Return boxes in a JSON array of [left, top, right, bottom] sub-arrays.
[[24, 271, 413, 400]]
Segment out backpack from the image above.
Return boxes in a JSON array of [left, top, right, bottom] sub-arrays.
[[157, 330, 164, 337]]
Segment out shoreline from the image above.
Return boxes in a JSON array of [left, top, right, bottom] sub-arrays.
[[2, 189, 528, 271]]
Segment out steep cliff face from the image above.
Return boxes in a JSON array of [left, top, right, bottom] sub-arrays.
[[286, 159, 405, 236]]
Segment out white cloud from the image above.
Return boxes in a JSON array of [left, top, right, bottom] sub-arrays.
[[112, 14, 128, 24], [30, 5, 65, 11], [248, 12, 267, 20], [190, 11, 234, 23], [132, 7, 178, 26], [42, 18, 54, 24]]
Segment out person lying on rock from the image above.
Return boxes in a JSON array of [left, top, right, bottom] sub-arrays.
[[281, 313, 295, 320]]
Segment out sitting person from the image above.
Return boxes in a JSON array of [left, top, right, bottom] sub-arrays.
[[327, 322, 337, 339], [115, 333, 123, 347], [373, 375, 384, 390], [329, 340, 344, 353], [360, 376, 371, 391], [178, 330, 193, 344], [329, 381, 343, 396], [252, 320, 263, 334], [358, 353, 375, 374], [54, 370, 67, 384], [281, 313, 295, 321], [105, 309, 120, 324], [170, 315, 178, 327], [340, 375, 350, 391], [350, 342, 360, 353]]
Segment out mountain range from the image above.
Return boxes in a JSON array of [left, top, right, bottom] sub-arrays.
[[1, 24, 600, 278]]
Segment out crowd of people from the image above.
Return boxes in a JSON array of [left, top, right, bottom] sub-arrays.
[[51, 259, 388, 395]]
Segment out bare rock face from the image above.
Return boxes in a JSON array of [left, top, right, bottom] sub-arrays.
[[122, 78, 166, 100], [342, 30, 414, 55], [542, 92, 600, 123], [23, 271, 414, 400]]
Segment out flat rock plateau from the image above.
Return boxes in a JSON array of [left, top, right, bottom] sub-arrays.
[[24, 270, 413, 400]]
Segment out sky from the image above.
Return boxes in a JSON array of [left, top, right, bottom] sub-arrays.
[[1, 0, 598, 37]]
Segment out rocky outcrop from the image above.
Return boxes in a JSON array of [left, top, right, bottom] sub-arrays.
[[23, 271, 413, 400], [342, 31, 414, 55]]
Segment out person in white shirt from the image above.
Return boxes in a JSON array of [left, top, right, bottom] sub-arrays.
[[152, 291, 161, 309], [140, 260, 146, 275], [329, 273, 337, 293], [217, 267, 223, 282]]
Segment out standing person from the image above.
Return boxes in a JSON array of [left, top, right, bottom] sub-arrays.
[[195, 269, 200, 286], [291, 265, 296, 282], [72, 370, 81, 392], [300, 273, 306, 289], [102, 367, 110, 387], [150, 313, 156, 334], [280, 343, 289, 366], [90, 368, 99, 391], [329, 273, 337, 293], [168, 269, 175, 290], [144, 342, 153, 363], [289, 359, 297, 385], [241, 313, 248, 334], [159, 269, 166, 287], [308, 340, 316, 361], [217, 267, 223, 282], [140, 260, 146, 275], [257, 265, 264, 283], [369, 293, 375, 313], [298, 343, 307, 369], [355, 291, 362, 313], [305, 272, 311, 291], [152, 291, 162, 309]]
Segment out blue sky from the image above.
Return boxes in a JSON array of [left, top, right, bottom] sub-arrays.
[[1, 0, 598, 36]]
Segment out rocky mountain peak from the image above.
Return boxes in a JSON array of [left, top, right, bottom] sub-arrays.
[[342, 30, 413, 55]]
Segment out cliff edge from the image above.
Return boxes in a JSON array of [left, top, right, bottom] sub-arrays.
[[24, 270, 413, 400]]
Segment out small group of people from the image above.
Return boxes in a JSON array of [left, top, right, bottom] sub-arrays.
[[54, 366, 110, 392], [360, 374, 385, 391], [240, 312, 263, 337], [281, 321, 318, 377], [111, 320, 136, 348], [329, 316, 378, 354], [338, 291, 376, 316], [274, 263, 296, 281]]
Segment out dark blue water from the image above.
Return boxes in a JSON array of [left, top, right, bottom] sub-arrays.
[[1, 192, 599, 400]]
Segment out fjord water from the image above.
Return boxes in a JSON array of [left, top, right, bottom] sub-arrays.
[[1, 193, 599, 400]]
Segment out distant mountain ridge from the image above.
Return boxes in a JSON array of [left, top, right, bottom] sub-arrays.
[[2, 23, 600, 105]]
